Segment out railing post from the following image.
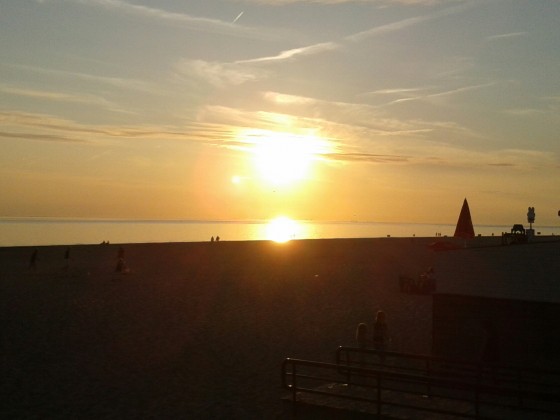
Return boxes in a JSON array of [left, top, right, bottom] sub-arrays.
[[475, 382, 480, 419], [376, 375, 382, 417], [426, 359, 432, 397], [516, 367, 523, 408], [346, 349, 351, 385], [292, 361, 297, 417]]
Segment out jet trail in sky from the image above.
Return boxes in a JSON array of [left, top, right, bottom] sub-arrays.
[[233, 12, 244, 24]]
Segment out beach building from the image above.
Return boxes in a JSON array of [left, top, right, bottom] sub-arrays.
[[432, 240, 560, 369]]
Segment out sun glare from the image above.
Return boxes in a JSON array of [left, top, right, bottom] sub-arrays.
[[266, 217, 301, 243], [240, 129, 330, 187]]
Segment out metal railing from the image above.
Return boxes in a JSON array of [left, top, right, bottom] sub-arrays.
[[282, 349, 560, 419], [336, 346, 560, 397]]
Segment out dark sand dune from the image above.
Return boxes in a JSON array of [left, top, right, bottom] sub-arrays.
[[1, 238, 436, 418]]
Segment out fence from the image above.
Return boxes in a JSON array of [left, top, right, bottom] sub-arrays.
[[281, 348, 560, 418]]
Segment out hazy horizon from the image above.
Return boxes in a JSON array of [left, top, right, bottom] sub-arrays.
[[1, 215, 558, 228], [1, 1, 559, 225], [4, 218, 560, 247]]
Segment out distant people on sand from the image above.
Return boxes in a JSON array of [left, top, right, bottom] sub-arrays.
[[29, 248, 38, 270], [115, 246, 129, 273], [399, 267, 436, 294], [417, 267, 436, 293], [373, 310, 390, 352]]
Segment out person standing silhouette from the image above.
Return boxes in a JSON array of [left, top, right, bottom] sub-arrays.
[[115, 247, 125, 272], [64, 247, 70, 271], [373, 310, 390, 351], [356, 323, 369, 349], [29, 249, 38, 270]]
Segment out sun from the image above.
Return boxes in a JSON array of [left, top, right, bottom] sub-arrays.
[[242, 130, 329, 186]]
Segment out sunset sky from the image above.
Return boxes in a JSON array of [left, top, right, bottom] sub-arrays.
[[1, 0, 559, 225]]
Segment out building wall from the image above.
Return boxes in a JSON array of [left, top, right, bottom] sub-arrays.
[[434, 241, 560, 303], [432, 294, 560, 369]]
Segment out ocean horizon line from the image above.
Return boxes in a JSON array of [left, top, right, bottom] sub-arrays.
[[0, 216, 521, 228], [1, 218, 558, 248]]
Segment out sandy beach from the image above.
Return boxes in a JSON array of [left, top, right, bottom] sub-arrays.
[[1, 238, 438, 418]]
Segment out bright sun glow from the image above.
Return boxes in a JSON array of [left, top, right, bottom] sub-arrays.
[[266, 217, 301, 243], [240, 129, 330, 186]]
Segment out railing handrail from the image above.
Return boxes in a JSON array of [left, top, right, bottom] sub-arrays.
[[282, 357, 560, 418], [284, 357, 560, 401], [336, 346, 560, 398], [337, 346, 560, 389], [336, 346, 560, 377]]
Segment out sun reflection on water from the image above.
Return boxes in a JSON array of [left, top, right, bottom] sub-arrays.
[[265, 217, 304, 243]]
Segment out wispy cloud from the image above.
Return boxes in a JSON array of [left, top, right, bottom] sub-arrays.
[[261, 91, 429, 135], [502, 108, 545, 117], [1, 103, 550, 172], [236, 42, 339, 64], [345, 14, 433, 42], [3, 63, 153, 92], [235, 2, 472, 65], [174, 59, 267, 87], [65, 0, 291, 40], [0, 110, 258, 147], [0, 130, 87, 144], [0, 112, 122, 143], [486, 31, 528, 41], [235, 1, 451, 5], [262, 92, 316, 105], [0, 84, 129, 114], [188, 106, 487, 169], [383, 82, 496, 105], [365, 87, 433, 95], [347, 2, 473, 41], [485, 149, 558, 169], [326, 152, 410, 164], [261, 90, 483, 142]]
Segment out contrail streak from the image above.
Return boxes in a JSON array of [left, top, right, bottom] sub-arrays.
[[233, 11, 244, 24]]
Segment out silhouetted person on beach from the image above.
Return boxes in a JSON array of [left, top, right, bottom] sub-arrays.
[[216, 236, 220, 242], [355, 322, 371, 368], [64, 247, 70, 271], [373, 310, 390, 359], [356, 323, 369, 349], [211, 236, 214, 242], [29, 248, 38, 270], [115, 247, 128, 273]]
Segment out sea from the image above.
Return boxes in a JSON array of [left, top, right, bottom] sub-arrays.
[[1, 218, 559, 247]]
